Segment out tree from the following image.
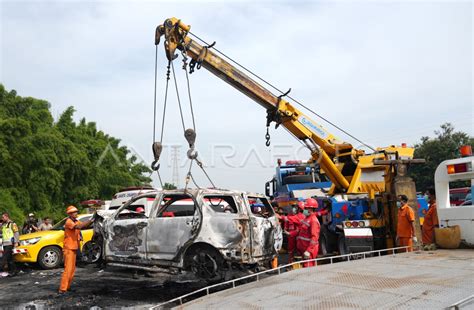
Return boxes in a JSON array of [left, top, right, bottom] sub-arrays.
[[163, 182, 177, 190], [0, 85, 152, 223], [410, 123, 474, 192]]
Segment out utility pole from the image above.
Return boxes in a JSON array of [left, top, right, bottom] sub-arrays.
[[171, 146, 180, 188]]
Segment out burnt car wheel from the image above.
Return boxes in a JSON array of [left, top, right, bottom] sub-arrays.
[[81, 241, 102, 264], [190, 249, 219, 279], [38, 246, 62, 269]]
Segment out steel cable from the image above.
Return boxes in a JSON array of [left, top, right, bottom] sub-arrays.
[[170, 60, 187, 132], [160, 61, 171, 143], [152, 45, 158, 143]]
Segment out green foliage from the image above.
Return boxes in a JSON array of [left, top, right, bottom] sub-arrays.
[[163, 182, 177, 190], [410, 123, 474, 192], [0, 85, 151, 224]]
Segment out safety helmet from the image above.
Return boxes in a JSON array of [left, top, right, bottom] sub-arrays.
[[305, 198, 318, 209], [135, 207, 145, 213], [28, 213, 35, 217], [297, 201, 305, 210], [66, 206, 79, 214]]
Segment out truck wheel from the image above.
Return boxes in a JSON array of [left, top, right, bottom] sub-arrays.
[[38, 246, 62, 269], [81, 241, 102, 264], [319, 235, 328, 256], [338, 235, 349, 256]]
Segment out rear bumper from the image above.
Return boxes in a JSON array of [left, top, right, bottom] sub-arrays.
[[13, 247, 37, 263], [344, 228, 374, 253]]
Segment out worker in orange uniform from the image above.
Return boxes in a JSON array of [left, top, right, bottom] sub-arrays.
[[279, 200, 306, 263], [396, 195, 417, 252], [296, 198, 321, 267], [58, 206, 93, 294], [422, 188, 439, 251]]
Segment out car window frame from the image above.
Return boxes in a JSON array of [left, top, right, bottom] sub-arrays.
[[153, 193, 199, 218], [113, 193, 157, 220], [202, 194, 240, 214]]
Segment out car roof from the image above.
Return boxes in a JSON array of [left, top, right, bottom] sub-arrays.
[[159, 188, 266, 197]]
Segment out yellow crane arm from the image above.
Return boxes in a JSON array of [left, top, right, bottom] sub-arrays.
[[155, 18, 365, 192]]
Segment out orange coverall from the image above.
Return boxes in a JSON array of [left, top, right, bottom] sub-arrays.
[[422, 202, 439, 245], [296, 213, 320, 267], [397, 204, 415, 252], [59, 218, 83, 293]]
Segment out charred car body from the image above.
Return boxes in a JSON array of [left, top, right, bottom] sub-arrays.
[[93, 188, 282, 280]]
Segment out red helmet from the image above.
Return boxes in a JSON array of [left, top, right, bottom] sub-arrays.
[[297, 201, 305, 210], [305, 198, 318, 209], [136, 207, 145, 213]]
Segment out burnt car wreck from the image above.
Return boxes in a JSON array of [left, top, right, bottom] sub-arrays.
[[93, 188, 282, 280]]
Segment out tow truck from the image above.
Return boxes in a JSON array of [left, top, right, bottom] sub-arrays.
[[435, 145, 474, 246], [265, 158, 429, 254], [153, 17, 426, 255]]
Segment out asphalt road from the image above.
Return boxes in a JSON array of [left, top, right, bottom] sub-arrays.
[[0, 264, 205, 309]]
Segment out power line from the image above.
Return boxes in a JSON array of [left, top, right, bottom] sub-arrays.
[[171, 146, 180, 188]]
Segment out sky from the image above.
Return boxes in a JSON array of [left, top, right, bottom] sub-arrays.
[[1, 0, 472, 193]]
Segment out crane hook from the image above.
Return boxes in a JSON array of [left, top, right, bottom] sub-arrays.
[[265, 127, 271, 147]]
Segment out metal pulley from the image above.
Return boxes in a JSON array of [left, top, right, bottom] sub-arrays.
[[184, 128, 199, 160], [184, 128, 196, 147], [151, 142, 163, 171]]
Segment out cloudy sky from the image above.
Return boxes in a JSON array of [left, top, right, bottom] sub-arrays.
[[1, 0, 472, 193]]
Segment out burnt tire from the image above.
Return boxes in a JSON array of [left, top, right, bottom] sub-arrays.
[[38, 246, 62, 269], [187, 247, 223, 280], [81, 241, 102, 264]]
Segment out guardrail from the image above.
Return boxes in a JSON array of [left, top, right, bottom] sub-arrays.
[[447, 294, 474, 310], [150, 246, 412, 309]]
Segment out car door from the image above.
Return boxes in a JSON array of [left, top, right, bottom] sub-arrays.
[[246, 195, 281, 258], [199, 194, 252, 259], [104, 197, 149, 262], [146, 193, 201, 261]]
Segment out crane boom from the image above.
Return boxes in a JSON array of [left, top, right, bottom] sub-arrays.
[[155, 17, 414, 195]]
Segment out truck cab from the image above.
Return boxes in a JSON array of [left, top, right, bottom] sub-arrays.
[[265, 160, 331, 212]]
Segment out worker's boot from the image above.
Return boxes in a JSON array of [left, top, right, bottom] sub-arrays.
[[428, 243, 437, 251]]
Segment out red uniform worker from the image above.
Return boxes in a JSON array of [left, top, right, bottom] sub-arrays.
[[296, 198, 321, 267], [280, 201, 305, 263]]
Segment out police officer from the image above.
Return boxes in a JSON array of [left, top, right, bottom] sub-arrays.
[[1, 212, 20, 276]]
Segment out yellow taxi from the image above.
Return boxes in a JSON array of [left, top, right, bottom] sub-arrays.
[[14, 214, 99, 269]]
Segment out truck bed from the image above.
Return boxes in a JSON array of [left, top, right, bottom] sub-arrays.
[[180, 249, 474, 309]]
